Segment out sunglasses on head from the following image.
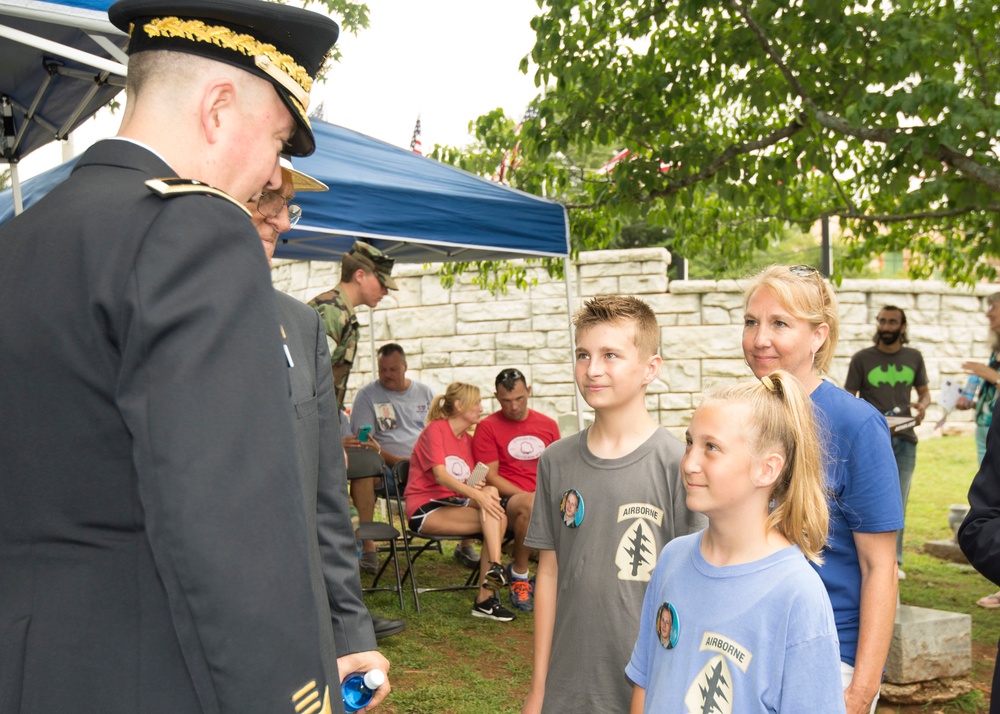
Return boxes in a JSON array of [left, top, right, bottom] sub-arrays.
[[498, 368, 525, 382], [788, 264, 819, 277]]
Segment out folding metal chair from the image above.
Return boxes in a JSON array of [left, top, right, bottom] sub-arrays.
[[390, 460, 484, 611], [344, 447, 418, 611]]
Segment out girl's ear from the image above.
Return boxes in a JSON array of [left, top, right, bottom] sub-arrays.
[[752, 451, 784, 489]]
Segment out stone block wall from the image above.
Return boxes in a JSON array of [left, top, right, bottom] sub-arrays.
[[272, 248, 997, 436]]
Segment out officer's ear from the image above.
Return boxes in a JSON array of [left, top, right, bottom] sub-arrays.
[[200, 78, 238, 144]]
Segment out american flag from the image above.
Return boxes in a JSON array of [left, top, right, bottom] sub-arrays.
[[410, 116, 422, 155], [495, 104, 539, 182]]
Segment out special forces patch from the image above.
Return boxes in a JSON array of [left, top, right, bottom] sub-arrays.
[[684, 655, 733, 714], [614, 503, 663, 581]]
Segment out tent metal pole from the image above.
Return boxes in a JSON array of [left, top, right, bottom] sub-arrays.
[[368, 304, 376, 392], [563, 256, 585, 433], [0, 24, 127, 77], [11, 162, 23, 215], [0, 4, 126, 36]]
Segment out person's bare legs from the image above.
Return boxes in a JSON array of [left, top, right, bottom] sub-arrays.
[[350, 478, 377, 554], [506, 491, 535, 575], [422, 497, 508, 603]]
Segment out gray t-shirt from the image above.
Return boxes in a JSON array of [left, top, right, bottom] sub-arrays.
[[524, 426, 706, 714], [350, 379, 435, 458]]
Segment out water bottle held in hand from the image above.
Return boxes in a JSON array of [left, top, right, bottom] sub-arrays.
[[342, 669, 385, 712], [962, 375, 981, 401]]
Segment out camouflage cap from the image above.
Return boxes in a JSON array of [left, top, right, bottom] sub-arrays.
[[348, 241, 397, 290]]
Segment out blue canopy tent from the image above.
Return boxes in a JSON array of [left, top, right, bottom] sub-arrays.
[[1, 119, 571, 263], [280, 121, 569, 262], [0, 0, 127, 212], [0, 118, 583, 422]]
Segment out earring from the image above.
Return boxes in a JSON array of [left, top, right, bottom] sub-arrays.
[[768, 497, 777, 512]]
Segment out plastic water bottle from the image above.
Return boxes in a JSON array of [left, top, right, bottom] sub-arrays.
[[962, 375, 981, 401], [342, 669, 385, 713]]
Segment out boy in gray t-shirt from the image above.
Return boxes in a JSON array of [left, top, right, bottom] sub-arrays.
[[523, 296, 705, 714]]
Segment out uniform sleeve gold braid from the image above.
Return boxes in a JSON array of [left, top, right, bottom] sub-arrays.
[[291, 681, 332, 714], [142, 17, 313, 93]]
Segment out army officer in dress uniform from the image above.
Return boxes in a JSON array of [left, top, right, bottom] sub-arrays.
[[0, 1, 342, 713]]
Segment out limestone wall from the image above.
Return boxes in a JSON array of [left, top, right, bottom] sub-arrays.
[[272, 248, 997, 437]]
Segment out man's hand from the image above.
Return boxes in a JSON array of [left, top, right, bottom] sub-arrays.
[[343, 434, 382, 454], [337, 651, 391, 710]]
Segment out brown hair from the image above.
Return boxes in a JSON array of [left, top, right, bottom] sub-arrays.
[[341, 253, 370, 283], [743, 265, 839, 374], [572, 295, 659, 358], [701, 370, 829, 564]]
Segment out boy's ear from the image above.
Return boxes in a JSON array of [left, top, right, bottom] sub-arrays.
[[752, 451, 784, 489], [642, 354, 663, 385]]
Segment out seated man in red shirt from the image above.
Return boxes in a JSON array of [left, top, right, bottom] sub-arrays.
[[472, 368, 560, 611]]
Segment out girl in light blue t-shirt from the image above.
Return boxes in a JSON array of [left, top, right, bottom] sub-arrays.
[[627, 371, 845, 713]]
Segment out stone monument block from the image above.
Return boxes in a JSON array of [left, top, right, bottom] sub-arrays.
[[885, 605, 971, 684]]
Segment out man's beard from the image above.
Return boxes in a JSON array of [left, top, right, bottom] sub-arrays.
[[878, 329, 902, 345]]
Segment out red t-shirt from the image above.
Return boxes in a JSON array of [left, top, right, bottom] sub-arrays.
[[471, 409, 560, 492], [405, 418, 474, 519]]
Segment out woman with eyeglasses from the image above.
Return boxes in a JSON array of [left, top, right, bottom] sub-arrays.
[[741, 265, 903, 714]]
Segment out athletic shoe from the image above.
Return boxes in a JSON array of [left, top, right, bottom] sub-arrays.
[[482, 562, 508, 592], [359, 551, 379, 575], [471, 595, 516, 622], [453, 544, 480, 569], [506, 565, 534, 611]]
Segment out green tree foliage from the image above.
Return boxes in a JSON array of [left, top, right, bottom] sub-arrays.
[[509, 0, 1000, 284]]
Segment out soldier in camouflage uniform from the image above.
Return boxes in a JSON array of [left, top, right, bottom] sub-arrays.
[[310, 242, 397, 575], [310, 241, 397, 410]]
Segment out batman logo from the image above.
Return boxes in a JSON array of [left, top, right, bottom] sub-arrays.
[[867, 364, 914, 387]]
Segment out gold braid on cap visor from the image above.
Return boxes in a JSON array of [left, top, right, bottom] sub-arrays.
[[141, 17, 312, 110]]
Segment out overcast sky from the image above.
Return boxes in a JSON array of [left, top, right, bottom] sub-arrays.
[[19, 0, 543, 179]]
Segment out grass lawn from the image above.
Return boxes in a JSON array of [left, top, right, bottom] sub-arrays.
[[362, 434, 996, 713]]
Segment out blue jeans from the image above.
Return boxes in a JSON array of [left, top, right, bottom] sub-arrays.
[[379, 465, 400, 498], [892, 437, 917, 566]]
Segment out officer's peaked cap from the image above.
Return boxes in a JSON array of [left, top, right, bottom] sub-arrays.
[[109, 0, 339, 157]]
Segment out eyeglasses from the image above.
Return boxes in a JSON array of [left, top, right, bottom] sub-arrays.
[[257, 191, 302, 226], [787, 263, 831, 307], [788, 264, 819, 277]]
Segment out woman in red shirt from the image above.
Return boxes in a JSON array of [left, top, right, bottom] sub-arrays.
[[406, 382, 514, 622]]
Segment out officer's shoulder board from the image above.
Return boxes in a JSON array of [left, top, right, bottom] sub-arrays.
[[145, 178, 252, 219]]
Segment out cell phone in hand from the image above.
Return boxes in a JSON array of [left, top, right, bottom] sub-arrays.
[[358, 425, 372, 442], [466, 462, 488, 488]]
